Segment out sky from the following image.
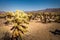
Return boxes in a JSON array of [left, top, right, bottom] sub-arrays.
[[0, 0, 60, 11]]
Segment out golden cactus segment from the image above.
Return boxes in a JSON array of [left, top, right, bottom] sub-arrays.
[[6, 11, 15, 17], [4, 10, 29, 39], [12, 29, 19, 37]]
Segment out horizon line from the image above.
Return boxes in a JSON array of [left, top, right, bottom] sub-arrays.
[[0, 7, 60, 12]]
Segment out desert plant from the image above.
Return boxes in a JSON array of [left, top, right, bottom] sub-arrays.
[[27, 13, 33, 21], [3, 10, 29, 40]]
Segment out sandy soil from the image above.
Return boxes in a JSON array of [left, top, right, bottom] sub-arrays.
[[23, 20, 60, 40], [0, 19, 60, 40]]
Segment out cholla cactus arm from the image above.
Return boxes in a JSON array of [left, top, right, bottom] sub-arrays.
[[4, 10, 29, 40], [10, 26, 15, 30]]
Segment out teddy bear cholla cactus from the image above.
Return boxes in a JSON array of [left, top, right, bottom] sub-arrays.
[[4, 10, 29, 40]]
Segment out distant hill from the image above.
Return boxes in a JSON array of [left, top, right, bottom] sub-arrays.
[[0, 8, 60, 14], [26, 8, 60, 13], [0, 11, 5, 14], [38, 8, 60, 12]]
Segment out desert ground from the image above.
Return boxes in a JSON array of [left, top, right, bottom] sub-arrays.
[[0, 19, 60, 40]]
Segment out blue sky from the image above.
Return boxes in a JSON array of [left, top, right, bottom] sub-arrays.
[[0, 0, 60, 11]]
